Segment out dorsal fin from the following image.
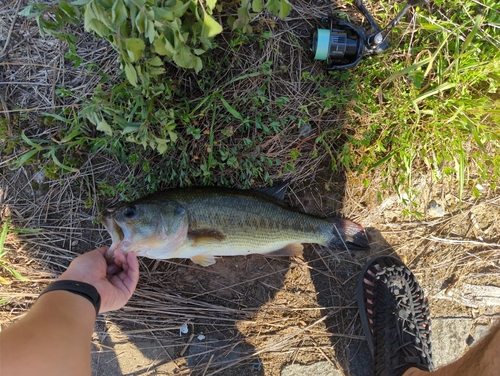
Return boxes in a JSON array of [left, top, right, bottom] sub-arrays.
[[191, 253, 217, 266], [188, 229, 226, 243], [257, 179, 290, 201], [266, 243, 303, 257]]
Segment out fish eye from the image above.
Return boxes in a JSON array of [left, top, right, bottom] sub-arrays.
[[123, 205, 136, 218]]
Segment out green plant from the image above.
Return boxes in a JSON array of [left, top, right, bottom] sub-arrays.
[[14, 0, 295, 186], [20, 0, 292, 85], [0, 218, 39, 284], [335, 1, 500, 205], [20, 0, 219, 83]]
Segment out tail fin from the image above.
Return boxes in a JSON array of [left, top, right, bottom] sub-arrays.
[[328, 218, 369, 250]]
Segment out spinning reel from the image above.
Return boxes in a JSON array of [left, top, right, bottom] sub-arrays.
[[311, 0, 429, 70]]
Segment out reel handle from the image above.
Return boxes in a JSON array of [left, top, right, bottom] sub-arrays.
[[365, 0, 429, 52]]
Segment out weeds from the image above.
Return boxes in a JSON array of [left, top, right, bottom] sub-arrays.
[[0, 218, 34, 284], [337, 1, 500, 207], [6, 0, 499, 210]]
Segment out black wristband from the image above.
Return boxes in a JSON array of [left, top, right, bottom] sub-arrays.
[[39, 280, 101, 316]]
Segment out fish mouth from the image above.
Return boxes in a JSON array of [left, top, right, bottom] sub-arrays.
[[101, 215, 131, 260]]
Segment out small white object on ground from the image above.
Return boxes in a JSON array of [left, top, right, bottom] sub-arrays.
[[179, 322, 189, 336]]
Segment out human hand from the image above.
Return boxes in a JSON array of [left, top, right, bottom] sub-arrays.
[[58, 247, 139, 313]]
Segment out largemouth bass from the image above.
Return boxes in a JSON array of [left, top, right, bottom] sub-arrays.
[[101, 186, 369, 266]]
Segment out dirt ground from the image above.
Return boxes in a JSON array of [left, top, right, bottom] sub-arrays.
[[1, 0, 500, 375]]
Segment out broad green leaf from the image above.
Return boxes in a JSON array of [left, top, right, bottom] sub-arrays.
[[145, 20, 156, 44], [123, 125, 140, 133], [127, 2, 137, 26], [193, 48, 206, 55], [83, 2, 96, 30], [148, 56, 163, 66], [172, 0, 190, 17], [154, 137, 169, 154], [206, 0, 217, 12], [202, 13, 222, 38], [59, 1, 80, 21], [148, 66, 165, 77], [265, 0, 291, 18], [125, 38, 145, 62], [124, 62, 138, 86], [153, 7, 175, 21], [111, 0, 127, 25], [198, 36, 214, 50], [252, 0, 263, 13], [278, 0, 291, 18], [60, 126, 82, 143], [173, 45, 196, 69], [130, 0, 146, 6], [233, 0, 251, 31], [19, 4, 49, 18], [194, 56, 203, 73], [96, 116, 113, 135], [168, 130, 178, 143], [153, 35, 176, 57], [87, 18, 112, 37], [135, 12, 147, 33], [18, 5, 35, 18], [89, 1, 114, 29]]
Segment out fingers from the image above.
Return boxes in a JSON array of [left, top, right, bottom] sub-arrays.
[[106, 264, 121, 275], [94, 246, 109, 256], [107, 250, 139, 298], [124, 251, 139, 291], [113, 248, 127, 266]]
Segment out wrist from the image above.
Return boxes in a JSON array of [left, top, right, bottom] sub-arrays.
[[40, 280, 101, 316], [34, 290, 97, 330]]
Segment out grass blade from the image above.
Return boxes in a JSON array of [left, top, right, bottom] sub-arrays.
[[220, 96, 243, 120], [412, 83, 457, 104], [0, 218, 10, 258]]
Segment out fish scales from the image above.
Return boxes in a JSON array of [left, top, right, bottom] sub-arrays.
[[159, 188, 331, 249], [102, 186, 369, 266]]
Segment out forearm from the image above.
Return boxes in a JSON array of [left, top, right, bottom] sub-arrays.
[[0, 290, 96, 376]]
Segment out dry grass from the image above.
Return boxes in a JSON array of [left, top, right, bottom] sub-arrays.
[[1, 0, 500, 375]]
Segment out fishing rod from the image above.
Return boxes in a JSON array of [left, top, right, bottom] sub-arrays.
[[310, 0, 430, 70]]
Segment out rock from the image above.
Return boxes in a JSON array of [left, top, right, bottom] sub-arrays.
[[33, 170, 45, 183], [427, 200, 444, 217], [281, 361, 342, 376], [431, 318, 472, 368], [433, 283, 500, 309], [470, 324, 491, 345]]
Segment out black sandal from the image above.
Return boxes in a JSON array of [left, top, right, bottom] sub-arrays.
[[358, 256, 434, 376]]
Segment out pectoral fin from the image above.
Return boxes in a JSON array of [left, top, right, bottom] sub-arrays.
[[188, 229, 226, 244], [191, 253, 217, 267], [266, 243, 304, 257]]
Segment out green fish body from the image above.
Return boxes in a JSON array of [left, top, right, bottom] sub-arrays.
[[102, 187, 369, 266]]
